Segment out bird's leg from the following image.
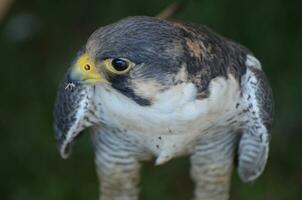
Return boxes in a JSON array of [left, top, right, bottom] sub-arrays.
[[97, 158, 140, 200], [190, 132, 238, 200], [92, 130, 143, 200]]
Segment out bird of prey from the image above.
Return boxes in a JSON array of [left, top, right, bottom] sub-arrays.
[[54, 16, 273, 200]]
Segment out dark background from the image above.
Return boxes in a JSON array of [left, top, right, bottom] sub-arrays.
[[1, 0, 301, 199]]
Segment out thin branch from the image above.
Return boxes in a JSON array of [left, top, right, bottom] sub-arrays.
[[156, 0, 190, 20], [0, 0, 13, 22]]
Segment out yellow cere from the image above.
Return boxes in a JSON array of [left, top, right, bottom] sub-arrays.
[[77, 53, 94, 70], [76, 53, 103, 82]]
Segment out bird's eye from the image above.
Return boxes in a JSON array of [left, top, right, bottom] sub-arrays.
[[111, 58, 129, 71], [104, 58, 133, 74]]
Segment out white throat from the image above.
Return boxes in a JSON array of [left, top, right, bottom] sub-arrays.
[[92, 74, 242, 164]]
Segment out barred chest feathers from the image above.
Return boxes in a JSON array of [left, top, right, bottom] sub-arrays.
[[91, 73, 246, 165]]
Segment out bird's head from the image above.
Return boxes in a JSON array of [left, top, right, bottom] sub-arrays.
[[55, 16, 205, 158], [68, 16, 194, 105]]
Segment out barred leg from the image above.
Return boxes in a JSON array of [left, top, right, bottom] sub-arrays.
[[190, 132, 238, 200], [92, 129, 147, 200]]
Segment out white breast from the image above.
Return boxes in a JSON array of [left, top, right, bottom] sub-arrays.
[[93, 74, 242, 164]]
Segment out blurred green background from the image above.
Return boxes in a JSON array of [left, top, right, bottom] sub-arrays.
[[1, 0, 301, 199]]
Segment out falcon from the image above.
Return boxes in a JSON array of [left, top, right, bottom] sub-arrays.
[[54, 16, 273, 200]]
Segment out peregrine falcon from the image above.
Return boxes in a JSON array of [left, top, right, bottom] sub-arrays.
[[54, 16, 273, 200]]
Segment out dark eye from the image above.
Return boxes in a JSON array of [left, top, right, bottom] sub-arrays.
[[111, 58, 129, 71]]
